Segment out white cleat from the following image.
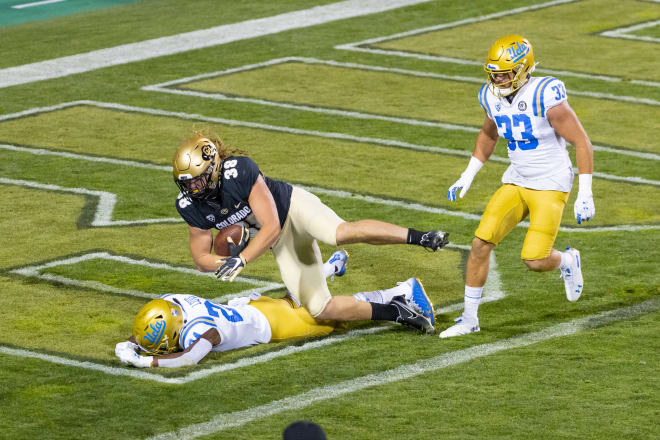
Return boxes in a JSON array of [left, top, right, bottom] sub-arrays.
[[560, 248, 583, 302], [439, 315, 480, 339]]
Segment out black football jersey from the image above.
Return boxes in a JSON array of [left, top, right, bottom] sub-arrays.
[[175, 156, 292, 231]]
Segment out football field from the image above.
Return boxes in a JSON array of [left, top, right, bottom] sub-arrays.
[[1, 0, 658, 439]]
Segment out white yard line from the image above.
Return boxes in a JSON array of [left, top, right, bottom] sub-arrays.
[[600, 20, 660, 44], [147, 297, 660, 440], [10, 251, 283, 300], [144, 56, 660, 108], [336, 0, 660, 89], [0, 0, 432, 89], [11, 0, 65, 9], [4, 149, 659, 234], [0, 243, 504, 383]]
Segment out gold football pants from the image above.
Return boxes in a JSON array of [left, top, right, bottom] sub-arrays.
[[474, 184, 568, 260], [249, 296, 335, 341]]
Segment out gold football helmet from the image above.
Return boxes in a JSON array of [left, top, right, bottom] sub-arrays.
[[484, 35, 536, 97], [173, 135, 221, 199], [132, 299, 183, 355]]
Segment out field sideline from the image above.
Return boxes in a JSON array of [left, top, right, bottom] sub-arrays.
[[1, 0, 658, 439]]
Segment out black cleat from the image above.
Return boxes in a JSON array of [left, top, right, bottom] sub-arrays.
[[391, 295, 435, 335], [420, 230, 449, 251]]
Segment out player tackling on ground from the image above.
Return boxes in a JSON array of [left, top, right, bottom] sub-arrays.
[[441, 35, 595, 338], [115, 252, 436, 368]]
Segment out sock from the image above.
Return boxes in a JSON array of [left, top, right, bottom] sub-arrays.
[[406, 228, 425, 246], [353, 291, 384, 303], [322, 261, 335, 278], [558, 251, 571, 270], [370, 302, 398, 321], [463, 285, 483, 322]]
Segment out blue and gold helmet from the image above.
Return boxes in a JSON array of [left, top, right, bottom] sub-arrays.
[[484, 35, 536, 97], [132, 299, 183, 355]]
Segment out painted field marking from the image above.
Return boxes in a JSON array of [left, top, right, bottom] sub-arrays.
[[1, 100, 659, 233], [3, 99, 659, 172], [147, 297, 660, 440], [144, 56, 660, 110], [142, 58, 660, 164], [1, 242, 504, 383], [11, 0, 65, 8], [9, 251, 283, 302], [600, 19, 660, 44], [336, 0, 660, 89], [4, 149, 659, 234], [0, 0, 433, 89]]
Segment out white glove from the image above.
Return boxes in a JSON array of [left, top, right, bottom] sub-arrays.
[[447, 156, 483, 201], [115, 342, 153, 368], [574, 174, 595, 224], [115, 341, 138, 353]]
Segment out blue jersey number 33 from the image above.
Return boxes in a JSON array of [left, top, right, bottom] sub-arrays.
[[494, 114, 538, 151]]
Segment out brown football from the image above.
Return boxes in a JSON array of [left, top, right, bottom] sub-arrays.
[[213, 224, 245, 257]]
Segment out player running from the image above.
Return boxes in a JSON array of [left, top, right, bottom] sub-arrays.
[[441, 35, 595, 338]]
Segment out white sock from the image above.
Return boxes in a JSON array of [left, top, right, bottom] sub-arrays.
[[322, 261, 334, 278], [558, 251, 571, 270], [353, 291, 384, 303], [353, 280, 410, 304], [463, 285, 483, 322]]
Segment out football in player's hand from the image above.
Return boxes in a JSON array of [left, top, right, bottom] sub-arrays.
[[213, 224, 245, 257]]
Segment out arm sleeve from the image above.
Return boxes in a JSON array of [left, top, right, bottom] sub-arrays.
[[157, 338, 213, 368]]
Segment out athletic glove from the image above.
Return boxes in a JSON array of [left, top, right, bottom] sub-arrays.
[[574, 174, 595, 224], [228, 224, 250, 257], [115, 342, 152, 368], [447, 156, 483, 201], [215, 253, 247, 282]]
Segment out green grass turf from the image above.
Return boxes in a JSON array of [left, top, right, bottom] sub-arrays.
[[0, 0, 658, 438], [375, 0, 660, 82]]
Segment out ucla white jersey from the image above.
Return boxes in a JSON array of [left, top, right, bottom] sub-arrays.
[[160, 294, 271, 352], [478, 76, 574, 192]]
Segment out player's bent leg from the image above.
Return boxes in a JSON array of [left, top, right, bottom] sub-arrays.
[[523, 250, 561, 272], [249, 296, 336, 341]]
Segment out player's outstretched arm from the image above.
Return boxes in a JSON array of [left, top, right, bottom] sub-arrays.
[[115, 329, 221, 368], [448, 116, 498, 201], [547, 102, 595, 224]]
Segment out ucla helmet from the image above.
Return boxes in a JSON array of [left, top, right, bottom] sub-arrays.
[[173, 135, 221, 199], [484, 35, 536, 97], [132, 299, 184, 355]]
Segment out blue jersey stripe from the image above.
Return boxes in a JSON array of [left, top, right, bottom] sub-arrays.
[[479, 83, 492, 118], [532, 77, 553, 117], [539, 77, 558, 118], [181, 316, 216, 346]]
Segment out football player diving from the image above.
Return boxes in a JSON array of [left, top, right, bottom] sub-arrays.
[[442, 35, 595, 338], [173, 132, 447, 334]]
